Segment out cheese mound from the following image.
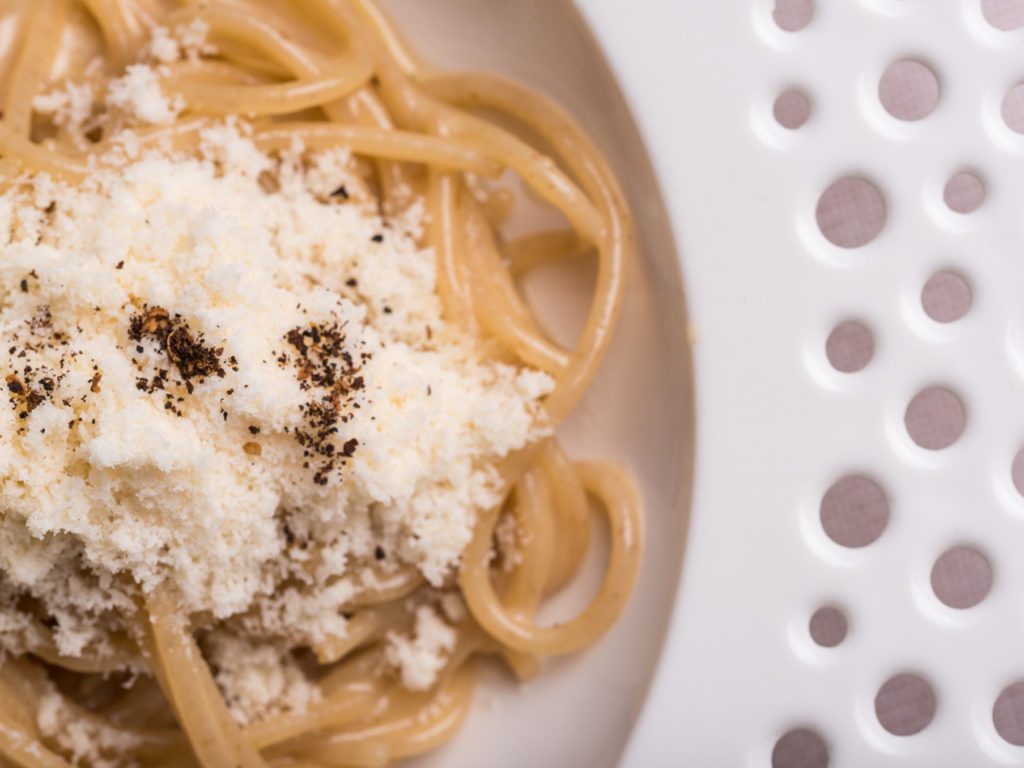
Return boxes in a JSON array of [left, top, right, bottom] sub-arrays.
[[0, 125, 551, 674]]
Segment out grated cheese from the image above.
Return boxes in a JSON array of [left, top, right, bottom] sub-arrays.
[[204, 631, 321, 727], [0, 121, 551, 704], [145, 26, 181, 65], [385, 605, 457, 691], [35, 20, 213, 139], [174, 19, 217, 62], [32, 82, 94, 134], [105, 65, 183, 125], [145, 20, 215, 65], [37, 687, 145, 768], [493, 510, 525, 573]]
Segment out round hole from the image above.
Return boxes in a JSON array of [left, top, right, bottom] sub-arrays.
[[816, 177, 887, 249], [771, 727, 829, 768], [809, 607, 848, 648], [922, 271, 972, 323], [820, 476, 889, 548], [994, 683, 1024, 746], [774, 90, 811, 129], [943, 171, 986, 214], [773, 0, 813, 32], [1012, 448, 1024, 496], [825, 321, 874, 373], [982, 0, 1024, 31], [931, 546, 992, 609], [879, 60, 940, 121], [1001, 84, 1024, 134], [875, 674, 937, 736], [905, 387, 966, 450]]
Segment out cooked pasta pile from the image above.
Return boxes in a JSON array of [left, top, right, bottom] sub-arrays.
[[0, 1, 643, 766]]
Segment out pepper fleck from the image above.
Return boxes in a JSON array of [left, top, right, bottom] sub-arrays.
[[129, 305, 227, 391], [283, 321, 367, 484]]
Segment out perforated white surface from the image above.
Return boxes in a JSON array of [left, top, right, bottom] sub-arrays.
[[571, 0, 1024, 765]]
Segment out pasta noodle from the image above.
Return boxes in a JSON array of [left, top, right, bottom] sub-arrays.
[[0, 1, 644, 765]]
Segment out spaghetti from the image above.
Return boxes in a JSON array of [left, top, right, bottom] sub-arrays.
[[0, 1, 643, 766]]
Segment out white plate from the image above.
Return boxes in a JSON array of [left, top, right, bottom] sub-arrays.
[[581, 1, 1024, 766], [377, 1, 693, 766]]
